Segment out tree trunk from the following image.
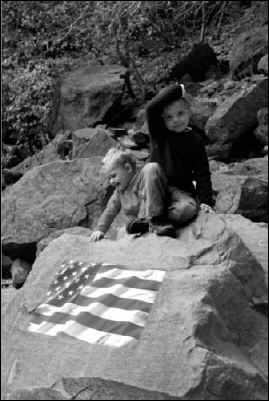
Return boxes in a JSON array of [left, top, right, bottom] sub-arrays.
[[115, 34, 147, 99], [129, 57, 147, 99]]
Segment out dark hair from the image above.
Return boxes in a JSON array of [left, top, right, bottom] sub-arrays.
[[145, 84, 188, 140]]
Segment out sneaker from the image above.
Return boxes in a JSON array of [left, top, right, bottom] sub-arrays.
[[126, 218, 149, 235], [149, 215, 176, 237]]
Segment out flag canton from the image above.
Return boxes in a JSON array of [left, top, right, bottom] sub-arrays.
[[44, 260, 101, 307]]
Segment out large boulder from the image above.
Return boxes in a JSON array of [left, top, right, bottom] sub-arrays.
[[2, 131, 72, 185], [205, 79, 268, 159], [36, 211, 129, 261], [51, 65, 127, 136], [229, 25, 268, 80], [189, 97, 218, 131], [222, 214, 268, 288], [234, 1, 268, 35], [1, 212, 267, 400], [1, 157, 108, 263], [72, 128, 117, 159], [36, 226, 93, 257], [212, 157, 268, 222]]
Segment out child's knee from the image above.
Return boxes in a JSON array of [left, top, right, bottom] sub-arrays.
[[168, 199, 198, 224], [142, 162, 161, 175], [141, 162, 164, 181]]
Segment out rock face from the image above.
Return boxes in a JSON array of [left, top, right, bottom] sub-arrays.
[[2, 131, 72, 185], [212, 156, 268, 222], [221, 214, 268, 288], [1, 212, 268, 400], [205, 79, 268, 159], [229, 26, 268, 80], [1, 157, 107, 262], [51, 65, 127, 135], [258, 54, 268, 76], [72, 128, 117, 159], [189, 97, 217, 131], [36, 226, 93, 257]]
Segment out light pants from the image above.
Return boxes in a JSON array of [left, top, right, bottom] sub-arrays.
[[138, 162, 199, 226]]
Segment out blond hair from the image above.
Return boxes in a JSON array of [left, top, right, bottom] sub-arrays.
[[102, 146, 137, 173]]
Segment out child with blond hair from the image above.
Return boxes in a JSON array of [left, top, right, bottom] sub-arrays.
[[89, 146, 176, 241]]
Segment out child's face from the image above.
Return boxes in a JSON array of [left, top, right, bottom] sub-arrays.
[[107, 162, 134, 191], [162, 99, 190, 133]]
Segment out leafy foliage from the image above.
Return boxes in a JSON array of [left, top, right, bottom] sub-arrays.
[[2, 0, 238, 165]]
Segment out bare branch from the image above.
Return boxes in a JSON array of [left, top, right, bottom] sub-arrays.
[[216, 1, 229, 39], [54, 2, 93, 44]]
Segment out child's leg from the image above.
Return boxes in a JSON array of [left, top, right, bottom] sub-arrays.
[[138, 162, 170, 219], [168, 187, 199, 226]]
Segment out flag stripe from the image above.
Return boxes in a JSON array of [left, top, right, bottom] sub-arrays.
[[30, 310, 143, 338], [34, 302, 148, 326], [29, 320, 135, 347], [74, 293, 154, 313], [47, 293, 153, 313], [91, 276, 162, 292], [94, 266, 166, 283], [81, 283, 157, 303]]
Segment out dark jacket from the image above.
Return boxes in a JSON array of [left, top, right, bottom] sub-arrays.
[[146, 85, 214, 207]]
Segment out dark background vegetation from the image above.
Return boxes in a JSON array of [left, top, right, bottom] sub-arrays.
[[1, 1, 255, 165]]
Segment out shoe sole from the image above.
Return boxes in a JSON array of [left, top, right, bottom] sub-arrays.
[[150, 227, 176, 238]]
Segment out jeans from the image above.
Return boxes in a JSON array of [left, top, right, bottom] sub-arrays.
[[138, 162, 199, 225]]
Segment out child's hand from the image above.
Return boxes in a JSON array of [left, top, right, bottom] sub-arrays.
[[200, 203, 216, 214], [89, 231, 106, 242]]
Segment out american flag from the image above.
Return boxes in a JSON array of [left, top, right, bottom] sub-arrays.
[[28, 260, 166, 347]]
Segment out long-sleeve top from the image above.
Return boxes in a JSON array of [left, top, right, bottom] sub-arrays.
[[146, 86, 214, 207], [96, 172, 142, 234]]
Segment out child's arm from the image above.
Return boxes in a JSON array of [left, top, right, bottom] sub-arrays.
[[146, 99, 164, 162], [89, 190, 121, 241]]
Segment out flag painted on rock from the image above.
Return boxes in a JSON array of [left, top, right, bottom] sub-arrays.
[[28, 260, 166, 347]]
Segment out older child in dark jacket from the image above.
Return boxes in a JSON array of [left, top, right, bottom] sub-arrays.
[[145, 83, 215, 226]]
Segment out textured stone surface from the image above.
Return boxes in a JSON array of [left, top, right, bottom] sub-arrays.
[[36, 226, 93, 257], [222, 214, 268, 288], [229, 26, 268, 78], [72, 128, 117, 159], [189, 97, 218, 131], [212, 157, 268, 222], [3, 131, 72, 179], [1, 157, 107, 261], [1, 212, 267, 400], [258, 54, 268, 75], [205, 79, 268, 150], [52, 65, 127, 135]]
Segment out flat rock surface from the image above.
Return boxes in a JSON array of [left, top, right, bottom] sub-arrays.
[[1, 212, 268, 400], [222, 214, 268, 287]]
